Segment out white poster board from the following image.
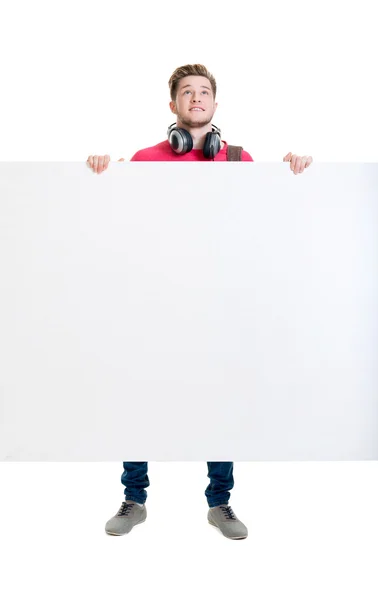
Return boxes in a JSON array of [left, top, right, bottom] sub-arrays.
[[0, 163, 377, 460]]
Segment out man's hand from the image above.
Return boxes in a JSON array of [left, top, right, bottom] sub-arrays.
[[87, 155, 125, 174], [283, 153, 313, 175]]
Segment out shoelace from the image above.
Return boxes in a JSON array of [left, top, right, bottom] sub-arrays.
[[221, 506, 236, 520], [117, 502, 134, 517]]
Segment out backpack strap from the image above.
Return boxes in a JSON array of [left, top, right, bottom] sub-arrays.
[[227, 145, 243, 161]]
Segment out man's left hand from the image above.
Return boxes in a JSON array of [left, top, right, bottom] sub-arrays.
[[283, 153, 313, 174]]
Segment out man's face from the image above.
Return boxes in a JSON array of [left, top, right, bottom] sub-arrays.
[[169, 75, 218, 129]]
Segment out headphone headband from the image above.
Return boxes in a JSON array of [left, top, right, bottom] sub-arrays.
[[167, 123, 222, 137]]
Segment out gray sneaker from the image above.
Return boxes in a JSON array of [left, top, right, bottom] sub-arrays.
[[105, 500, 147, 536], [208, 504, 248, 539]]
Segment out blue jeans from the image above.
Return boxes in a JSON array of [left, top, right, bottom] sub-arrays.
[[121, 462, 234, 508]]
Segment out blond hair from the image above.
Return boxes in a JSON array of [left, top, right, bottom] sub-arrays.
[[168, 64, 217, 101]]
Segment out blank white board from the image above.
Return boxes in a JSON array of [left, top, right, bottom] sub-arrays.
[[0, 162, 377, 460]]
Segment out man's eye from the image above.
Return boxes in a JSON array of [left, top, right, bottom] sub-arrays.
[[184, 90, 191, 94], [202, 91, 208, 94]]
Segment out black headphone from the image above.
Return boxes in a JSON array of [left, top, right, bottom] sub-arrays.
[[167, 123, 222, 159]]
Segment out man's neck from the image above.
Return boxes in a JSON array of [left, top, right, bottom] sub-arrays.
[[176, 121, 213, 150]]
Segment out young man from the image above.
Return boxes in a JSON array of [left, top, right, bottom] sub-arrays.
[[87, 64, 313, 541]]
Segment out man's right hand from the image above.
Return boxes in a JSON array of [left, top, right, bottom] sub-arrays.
[[87, 155, 125, 174]]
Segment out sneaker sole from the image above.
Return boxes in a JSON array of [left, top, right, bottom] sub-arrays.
[[208, 519, 248, 540], [105, 518, 147, 536]]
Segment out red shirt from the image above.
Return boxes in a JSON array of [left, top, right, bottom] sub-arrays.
[[130, 140, 253, 162]]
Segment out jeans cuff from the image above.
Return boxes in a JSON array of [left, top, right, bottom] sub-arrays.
[[208, 499, 229, 508], [125, 495, 145, 504]]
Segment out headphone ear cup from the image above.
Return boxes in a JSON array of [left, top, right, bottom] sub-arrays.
[[203, 131, 221, 159], [169, 127, 193, 154]]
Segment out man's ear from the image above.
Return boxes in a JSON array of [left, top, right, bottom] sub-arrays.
[[214, 101, 218, 113], [169, 101, 177, 115]]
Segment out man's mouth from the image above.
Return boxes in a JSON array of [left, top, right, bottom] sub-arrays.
[[190, 108, 204, 111]]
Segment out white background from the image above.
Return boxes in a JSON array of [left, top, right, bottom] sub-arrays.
[[1, 0, 378, 598], [0, 0, 377, 163]]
